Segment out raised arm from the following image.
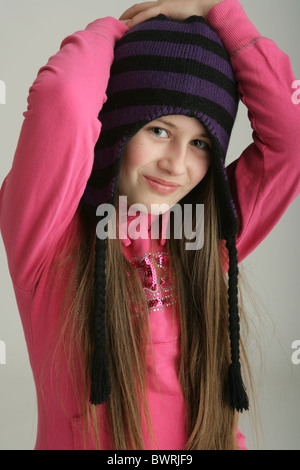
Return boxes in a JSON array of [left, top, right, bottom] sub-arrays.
[[0, 18, 128, 290], [206, 0, 300, 261]]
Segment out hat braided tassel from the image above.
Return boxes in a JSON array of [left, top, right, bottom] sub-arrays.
[[225, 235, 249, 413], [90, 236, 111, 405]]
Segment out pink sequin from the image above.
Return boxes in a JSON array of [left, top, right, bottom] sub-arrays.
[[129, 251, 177, 312]]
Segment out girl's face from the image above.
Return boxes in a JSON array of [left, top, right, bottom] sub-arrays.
[[118, 115, 212, 213]]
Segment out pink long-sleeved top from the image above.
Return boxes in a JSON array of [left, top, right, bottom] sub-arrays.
[[1, 0, 299, 450]]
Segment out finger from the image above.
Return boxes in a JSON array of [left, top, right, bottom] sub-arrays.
[[119, 20, 131, 26], [125, 6, 162, 28], [119, 2, 158, 20]]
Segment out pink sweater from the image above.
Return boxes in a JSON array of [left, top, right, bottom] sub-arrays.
[[1, 0, 299, 450]]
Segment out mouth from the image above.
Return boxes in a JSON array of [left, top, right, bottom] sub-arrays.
[[143, 175, 181, 194]]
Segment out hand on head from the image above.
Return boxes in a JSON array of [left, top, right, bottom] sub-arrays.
[[119, 0, 223, 29]]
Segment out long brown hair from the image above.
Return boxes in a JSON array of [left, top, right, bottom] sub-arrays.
[[48, 165, 252, 450]]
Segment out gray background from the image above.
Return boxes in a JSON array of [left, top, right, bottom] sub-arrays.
[[0, 0, 299, 450]]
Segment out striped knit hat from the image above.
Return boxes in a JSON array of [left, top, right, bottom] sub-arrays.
[[84, 14, 249, 413]]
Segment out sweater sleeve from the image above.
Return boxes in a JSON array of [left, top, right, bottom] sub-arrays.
[[207, 0, 300, 263], [0, 18, 128, 290]]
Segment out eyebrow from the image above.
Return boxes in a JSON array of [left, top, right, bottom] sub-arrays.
[[154, 118, 211, 140]]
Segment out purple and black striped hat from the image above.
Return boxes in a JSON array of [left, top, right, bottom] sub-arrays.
[[86, 15, 249, 414]]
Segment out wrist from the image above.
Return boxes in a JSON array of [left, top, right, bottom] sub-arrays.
[[202, 0, 224, 18]]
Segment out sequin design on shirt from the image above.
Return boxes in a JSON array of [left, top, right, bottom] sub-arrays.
[[129, 251, 178, 312]]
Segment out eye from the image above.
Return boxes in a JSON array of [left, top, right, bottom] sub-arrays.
[[149, 127, 169, 138]]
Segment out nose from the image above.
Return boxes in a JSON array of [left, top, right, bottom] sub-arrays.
[[157, 141, 187, 175]]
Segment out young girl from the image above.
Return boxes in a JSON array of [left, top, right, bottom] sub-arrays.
[[0, 0, 299, 450]]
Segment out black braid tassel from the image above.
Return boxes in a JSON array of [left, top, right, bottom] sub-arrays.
[[227, 362, 249, 413], [225, 235, 249, 413], [90, 236, 111, 405]]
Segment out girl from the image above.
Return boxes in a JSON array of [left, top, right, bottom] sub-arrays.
[[0, 0, 299, 450]]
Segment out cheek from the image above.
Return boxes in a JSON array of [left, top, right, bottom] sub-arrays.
[[189, 160, 210, 189], [122, 143, 149, 175]]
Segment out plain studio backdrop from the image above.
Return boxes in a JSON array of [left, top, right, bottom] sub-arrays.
[[0, 0, 299, 450]]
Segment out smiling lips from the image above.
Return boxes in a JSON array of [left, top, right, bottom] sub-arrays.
[[143, 175, 181, 194]]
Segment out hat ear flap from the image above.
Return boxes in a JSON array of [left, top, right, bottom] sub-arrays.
[[201, 134, 248, 412]]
